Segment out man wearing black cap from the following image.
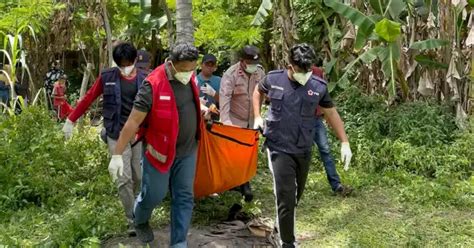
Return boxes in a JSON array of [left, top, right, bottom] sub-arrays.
[[219, 45, 265, 202], [198, 54, 221, 108], [136, 50, 152, 72]]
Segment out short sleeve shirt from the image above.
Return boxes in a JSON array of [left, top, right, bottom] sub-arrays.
[[197, 73, 221, 107], [258, 72, 334, 108]]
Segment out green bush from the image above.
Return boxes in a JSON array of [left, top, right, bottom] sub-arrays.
[[0, 107, 111, 210], [328, 87, 473, 207], [333, 87, 472, 178], [0, 107, 123, 246]]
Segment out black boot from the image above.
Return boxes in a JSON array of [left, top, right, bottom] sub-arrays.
[[135, 222, 154, 243], [240, 182, 253, 202]]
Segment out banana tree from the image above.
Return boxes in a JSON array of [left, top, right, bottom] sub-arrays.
[[0, 25, 36, 102], [252, 0, 272, 25], [324, 0, 408, 100], [252, 0, 298, 68]]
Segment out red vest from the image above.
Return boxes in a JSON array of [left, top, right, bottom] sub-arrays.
[[312, 66, 325, 117], [141, 64, 201, 173]]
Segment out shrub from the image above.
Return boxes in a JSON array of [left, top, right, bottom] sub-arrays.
[[324, 87, 473, 207], [0, 107, 111, 211]]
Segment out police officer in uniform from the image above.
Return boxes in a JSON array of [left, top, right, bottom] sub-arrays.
[[253, 44, 352, 247], [220, 45, 265, 202]]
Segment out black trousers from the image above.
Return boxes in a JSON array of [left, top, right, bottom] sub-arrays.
[[267, 148, 312, 248]]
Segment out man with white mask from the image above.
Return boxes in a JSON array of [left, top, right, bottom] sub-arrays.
[[62, 42, 148, 236], [109, 43, 202, 245], [219, 45, 265, 202], [253, 43, 352, 248]]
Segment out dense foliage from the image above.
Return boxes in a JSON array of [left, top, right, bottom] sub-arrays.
[[332, 87, 473, 207], [0, 108, 122, 246]]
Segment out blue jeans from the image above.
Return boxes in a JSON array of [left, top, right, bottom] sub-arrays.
[[313, 118, 341, 192], [0, 89, 10, 105], [134, 151, 197, 248]]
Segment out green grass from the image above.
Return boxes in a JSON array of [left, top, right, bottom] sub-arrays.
[[295, 172, 473, 247], [1, 144, 472, 247], [190, 151, 473, 247]]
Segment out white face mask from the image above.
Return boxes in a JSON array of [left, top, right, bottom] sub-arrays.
[[292, 68, 312, 86], [175, 71, 194, 85], [120, 64, 135, 77], [171, 61, 193, 85], [244, 64, 258, 74]]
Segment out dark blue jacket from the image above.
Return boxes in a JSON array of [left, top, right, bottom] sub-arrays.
[[264, 70, 328, 154], [101, 67, 147, 139]]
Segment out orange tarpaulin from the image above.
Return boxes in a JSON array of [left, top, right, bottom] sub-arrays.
[[194, 121, 259, 198]]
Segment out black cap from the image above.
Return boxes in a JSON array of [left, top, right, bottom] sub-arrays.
[[202, 54, 217, 64], [240, 45, 260, 62], [136, 50, 150, 69]]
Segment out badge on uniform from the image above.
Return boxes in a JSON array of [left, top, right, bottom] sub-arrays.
[[307, 90, 319, 96]]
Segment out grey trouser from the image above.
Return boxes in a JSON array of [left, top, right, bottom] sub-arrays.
[[107, 137, 142, 220]]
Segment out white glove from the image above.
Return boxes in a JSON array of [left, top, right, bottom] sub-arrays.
[[253, 116, 264, 130], [62, 119, 74, 139], [108, 155, 124, 182], [200, 96, 208, 106], [200, 104, 211, 119], [200, 84, 216, 97], [341, 142, 352, 171]]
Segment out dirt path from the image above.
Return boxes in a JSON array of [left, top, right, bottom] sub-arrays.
[[102, 225, 273, 248]]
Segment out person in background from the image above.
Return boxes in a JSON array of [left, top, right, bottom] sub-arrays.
[[62, 42, 148, 236], [14, 62, 29, 101], [108, 43, 201, 245], [136, 50, 152, 73], [197, 54, 221, 119], [0, 63, 11, 107], [52, 74, 74, 120], [219, 45, 265, 202], [311, 66, 353, 196], [253, 43, 352, 248], [44, 60, 64, 108]]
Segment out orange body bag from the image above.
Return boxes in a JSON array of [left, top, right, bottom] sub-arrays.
[[194, 121, 259, 198]]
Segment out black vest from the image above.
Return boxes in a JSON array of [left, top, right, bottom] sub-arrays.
[[264, 70, 328, 154], [101, 67, 147, 139]]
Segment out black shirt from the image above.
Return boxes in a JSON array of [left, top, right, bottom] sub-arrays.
[[120, 77, 138, 127], [134, 63, 198, 158]]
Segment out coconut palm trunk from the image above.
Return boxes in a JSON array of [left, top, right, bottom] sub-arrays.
[[175, 0, 194, 45]]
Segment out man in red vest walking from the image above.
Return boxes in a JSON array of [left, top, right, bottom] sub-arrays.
[[109, 43, 201, 246]]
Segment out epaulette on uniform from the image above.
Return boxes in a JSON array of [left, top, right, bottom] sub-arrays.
[[101, 67, 118, 74], [268, 69, 285, 75], [311, 74, 327, 85]]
